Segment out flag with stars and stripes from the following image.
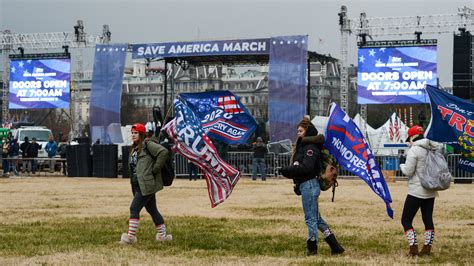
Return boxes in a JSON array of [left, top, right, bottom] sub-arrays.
[[179, 91, 257, 145], [325, 103, 393, 218], [163, 98, 241, 207]]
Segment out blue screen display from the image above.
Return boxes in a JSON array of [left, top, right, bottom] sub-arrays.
[[9, 58, 70, 109], [357, 46, 437, 104]]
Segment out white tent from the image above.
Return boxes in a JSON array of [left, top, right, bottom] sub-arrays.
[[367, 112, 409, 155]]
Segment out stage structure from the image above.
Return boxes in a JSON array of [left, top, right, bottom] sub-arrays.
[[0, 21, 111, 137], [338, 6, 474, 126], [131, 36, 337, 142]]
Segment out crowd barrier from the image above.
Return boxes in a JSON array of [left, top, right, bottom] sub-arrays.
[[0, 157, 67, 177], [2, 152, 472, 181], [174, 152, 474, 181]]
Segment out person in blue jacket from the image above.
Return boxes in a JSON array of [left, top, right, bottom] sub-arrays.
[[45, 135, 58, 173]]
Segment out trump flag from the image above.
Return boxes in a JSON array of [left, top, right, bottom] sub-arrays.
[[163, 98, 241, 207], [425, 85, 474, 172], [179, 91, 257, 144], [325, 103, 394, 218]]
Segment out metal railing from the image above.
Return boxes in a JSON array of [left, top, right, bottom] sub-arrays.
[[174, 152, 474, 180]]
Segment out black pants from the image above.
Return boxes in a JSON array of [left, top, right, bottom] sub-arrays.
[[401, 194, 435, 231], [130, 185, 164, 225]]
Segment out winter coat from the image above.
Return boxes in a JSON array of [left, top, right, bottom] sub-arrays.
[[400, 138, 441, 199], [128, 140, 169, 196], [8, 140, 19, 157], [20, 141, 30, 157], [45, 140, 58, 158], [27, 143, 41, 158], [281, 134, 325, 186], [252, 143, 268, 159]]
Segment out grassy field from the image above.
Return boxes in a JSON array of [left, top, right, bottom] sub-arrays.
[[0, 176, 472, 265]]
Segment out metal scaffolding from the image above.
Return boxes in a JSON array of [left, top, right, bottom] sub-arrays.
[[339, 5, 474, 124], [0, 21, 111, 137]]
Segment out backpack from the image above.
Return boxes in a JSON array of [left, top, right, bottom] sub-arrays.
[[145, 139, 175, 187], [318, 148, 339, 201], [419, 148, 451, 191]]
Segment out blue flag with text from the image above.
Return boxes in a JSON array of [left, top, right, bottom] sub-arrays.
[[425, 85, 474, 172], [180, 91, 257, 144], [325, 103, 393, 218]]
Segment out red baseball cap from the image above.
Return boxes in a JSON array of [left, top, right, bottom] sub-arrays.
[[406, 125, 424, 142], [131, 123, 146, 134]]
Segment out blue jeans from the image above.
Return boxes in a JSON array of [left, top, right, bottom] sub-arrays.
[[300, 178, 329, 243], [2, 156, 9, 174], [252, 158, 266, 180]]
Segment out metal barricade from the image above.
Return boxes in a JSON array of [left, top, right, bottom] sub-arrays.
[[174, 151, 278, 177], [173, 152, 473, 181], [446, 154, 474, 180]]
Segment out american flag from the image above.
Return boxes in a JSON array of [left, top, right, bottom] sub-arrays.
[[395, 117, 401, 143], [163, 99, 241, 207], [218, 95, 244, 114], [389, 117, 394, 142]]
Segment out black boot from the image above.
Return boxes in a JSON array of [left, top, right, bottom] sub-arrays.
[[324, 234, 345, 254], [306, 239, 318, 256]]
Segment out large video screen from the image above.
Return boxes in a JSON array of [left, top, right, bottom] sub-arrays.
[[357, 46, 437, 104], [9, 58, 70, 109]]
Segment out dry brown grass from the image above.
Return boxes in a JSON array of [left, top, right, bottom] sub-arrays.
[[0, 176, 472, 265]]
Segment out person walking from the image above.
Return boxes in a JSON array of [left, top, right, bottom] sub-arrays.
[[400, 125, 440, 256], [45, 135, 58, 173], [252, 137, 268, 181], [280, 117, 344, 256], [120, 123, 173, 244]]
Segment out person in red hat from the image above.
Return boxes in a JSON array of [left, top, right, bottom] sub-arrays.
[[399, 125, 442, 256], [120, 123, 173, 244]]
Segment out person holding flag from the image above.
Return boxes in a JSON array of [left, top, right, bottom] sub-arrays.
[[120, 123, 173, 245], [281, 117, 344, 256], [400, 125, 441, 256]]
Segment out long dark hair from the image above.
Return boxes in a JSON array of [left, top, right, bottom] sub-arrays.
[[130, 132, 146, 155]]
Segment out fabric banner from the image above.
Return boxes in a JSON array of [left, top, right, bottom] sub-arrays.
[[325, 103, 394, 218], [89, 44, 128, 144], [132, 38, 269, 59], [268, 35, 308, 142], [179, 91, 257, 144], [163, 99, 241, 207], [425, 85, 474, 172]]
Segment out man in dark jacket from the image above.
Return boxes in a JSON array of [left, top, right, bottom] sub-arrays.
[[20, 137, 31, 174], [26, 137, 41, 174], [252, 137, 268, 181], [280, 117, 344, 256]]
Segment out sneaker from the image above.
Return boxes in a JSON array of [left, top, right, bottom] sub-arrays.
[[120, 233, 137, 245], [156, 233, 173, 242]]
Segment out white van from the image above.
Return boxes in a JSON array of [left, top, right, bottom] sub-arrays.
[[13, 126, 53, 158]]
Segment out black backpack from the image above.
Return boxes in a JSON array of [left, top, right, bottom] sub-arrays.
[[145, 139, 175, 187]]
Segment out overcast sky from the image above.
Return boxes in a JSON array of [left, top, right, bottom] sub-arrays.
[[1, 0, 472, 87]]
